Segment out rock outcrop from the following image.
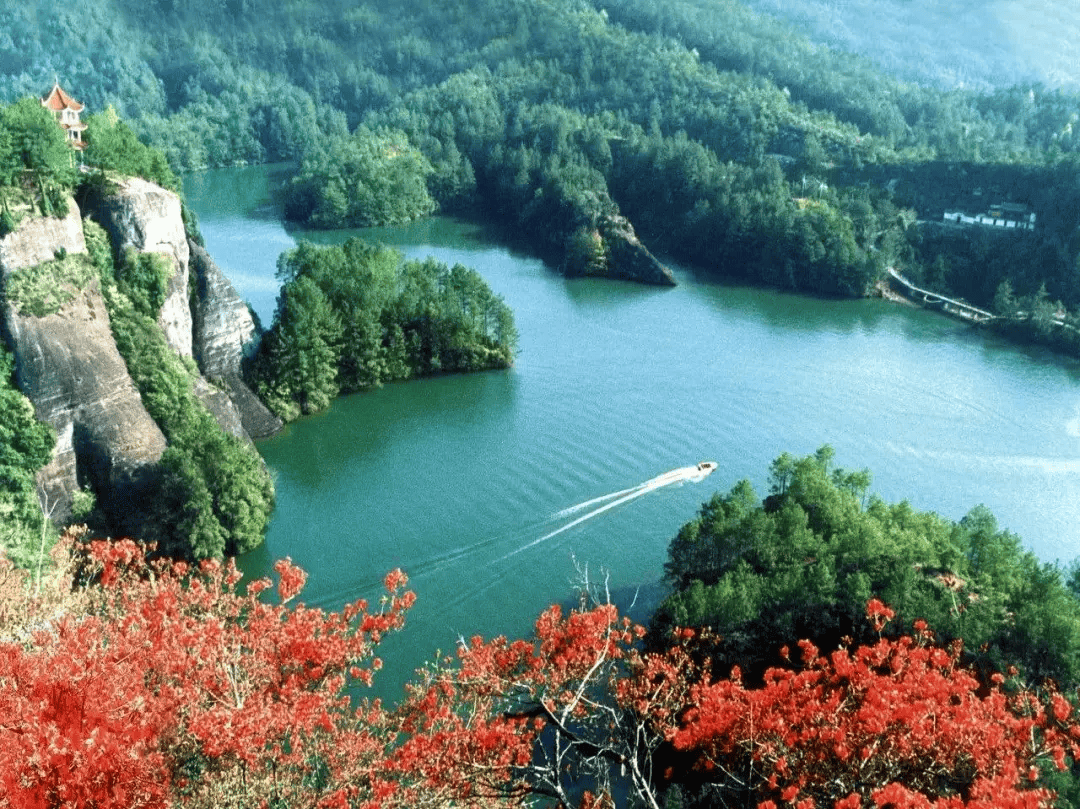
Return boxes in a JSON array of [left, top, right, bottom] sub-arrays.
[[0, 180, 279, 535], [85, 178, 193, 357], [190, 241, 282, 439], [0, 197, 167, 531], [0, 200, 86, 271], [85, 179, 280, 441], [597, 213, 676, 286], [559, 192, 675, 286]]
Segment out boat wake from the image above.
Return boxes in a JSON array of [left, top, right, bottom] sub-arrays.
[[317, 463, 718, 617], [501, 462, 717, 560]]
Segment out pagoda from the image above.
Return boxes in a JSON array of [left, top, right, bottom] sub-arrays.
[[41, 81, 86, 150]]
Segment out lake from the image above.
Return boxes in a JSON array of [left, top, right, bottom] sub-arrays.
[[184, 164, 1080, 698]]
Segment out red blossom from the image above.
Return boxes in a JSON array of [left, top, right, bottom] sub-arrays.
[[2, 547, 1075, 809], [0, 530, 414, 809], [273, 556, 307, 603], [661, 600, 1067, 809]]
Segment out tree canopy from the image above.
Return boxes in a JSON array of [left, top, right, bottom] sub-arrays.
[[655, 448, 1080, 690], [248, 238, 517, 422], [284, 126, 437, 227]]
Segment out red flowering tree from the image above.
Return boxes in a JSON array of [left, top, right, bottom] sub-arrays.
[[388, 601, 692, 809], [0, 530, 414, 809], [2, 534, 1079, 809], [393, 598, 1080, 809], [662, 599, 1080, 808]]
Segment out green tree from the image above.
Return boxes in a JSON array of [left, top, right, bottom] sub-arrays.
[[285, 126, 437, 228], [83, 107, 178, 190], [0, 345, 55, 568], [993, 278, 1017, 317], [252, 273, 343, 419], [655, 448, 1080, 688], [250, 239, 515, 422], [0, 98, 76, 215]]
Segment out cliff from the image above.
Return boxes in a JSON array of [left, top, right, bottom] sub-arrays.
[[86, 178, 280, 439], [189, 241, 282, 439], [597, 212, 676, 286], [559, 193, 676, 286], [0, 180, 278, 535], [0, 198, 167, 532], [87, 177, 194, 357]]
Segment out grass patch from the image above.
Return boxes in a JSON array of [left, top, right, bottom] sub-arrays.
[[5, 252, 97, 317]]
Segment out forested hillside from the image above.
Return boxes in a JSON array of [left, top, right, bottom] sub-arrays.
[[740, 0, 1080, 91], [7, 0, 1080, 336]]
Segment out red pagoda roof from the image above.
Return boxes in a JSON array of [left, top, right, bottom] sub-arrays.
[[41, 82, 84, 113]]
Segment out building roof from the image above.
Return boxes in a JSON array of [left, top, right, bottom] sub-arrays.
[[41, 82, 84, 113]]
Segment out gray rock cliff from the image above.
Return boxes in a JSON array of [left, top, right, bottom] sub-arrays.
[[0, 198, 167, 531], [190, 241, 282, 439], [0, 199, 86, 271], [0, 181, 278, 536], [86, 177, 193, 357], [85, 179, 278, 441]]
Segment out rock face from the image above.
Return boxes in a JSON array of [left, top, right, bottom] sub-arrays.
[[559, 193, 675, 286], [190, 241, 254, 379], [87, 178, 193, 357], [597, 213, 676, 286], [0, 180, 279, 534], [0, 201, 86, 270], [85, 179, 280, 440], [190, 241, 282, 439], [0, 198, 167, 531]]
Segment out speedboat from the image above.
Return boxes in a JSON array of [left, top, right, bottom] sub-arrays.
[[684, 461, 717, 483], [644, 461, 720, 489]]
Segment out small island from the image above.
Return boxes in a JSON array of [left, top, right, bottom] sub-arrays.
[[248, 238, 518, 423]]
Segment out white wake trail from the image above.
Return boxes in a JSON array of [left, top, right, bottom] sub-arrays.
[[503, 463, 715, 560], [554, 484, 645, 518], [503, 486, 654, 560]]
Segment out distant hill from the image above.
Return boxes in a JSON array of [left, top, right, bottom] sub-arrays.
[[742, 0, 1080, 90]]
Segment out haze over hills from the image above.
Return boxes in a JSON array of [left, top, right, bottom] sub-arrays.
[[742, 0, 1080, 90]]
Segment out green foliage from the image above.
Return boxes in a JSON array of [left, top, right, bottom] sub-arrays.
[[0, 345, 55, 568], [285, 126, 437, 228], [83, 107, 178, 191], [656, 447, 1080, 689], [565, 226, 608, 276], [4, 253, 96, 317], [249, 238, 517, 421], [81, 218, 116, 286], [252, 273, 342, 420], [0, 97, 76, 215], [114, 248, 172, 318], [0, 98, 75, 182], [0, 205, 16, 237], [68, 487, 96, 521], [98, 258, 274, 559]]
